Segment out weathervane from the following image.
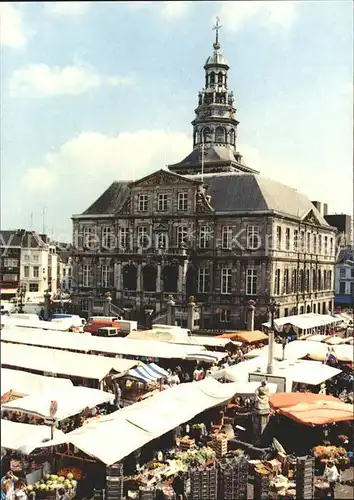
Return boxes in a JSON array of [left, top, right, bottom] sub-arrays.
[[212, 17, 222, 50]]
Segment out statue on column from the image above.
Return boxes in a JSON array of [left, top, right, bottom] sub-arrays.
[[252, 380, 271, 442]]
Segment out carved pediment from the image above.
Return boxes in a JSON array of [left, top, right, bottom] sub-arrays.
[[153, 223, 169, 231], [130, 169, 197, 188], [118, 195, 131, 215], [196, 192, 214, 214], [303, 209, 321, 226]]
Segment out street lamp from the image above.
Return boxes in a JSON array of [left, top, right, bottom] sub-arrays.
[[267, 298, 280, 374]]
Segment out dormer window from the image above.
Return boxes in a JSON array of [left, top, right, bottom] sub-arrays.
[[138, 194, 148, 212], [157, 194, 168, 212]]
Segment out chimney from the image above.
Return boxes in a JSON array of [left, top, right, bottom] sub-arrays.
[[312, 201, 328, 216]]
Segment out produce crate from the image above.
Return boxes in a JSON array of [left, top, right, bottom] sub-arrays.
[[93, 490, 105, 500], [106, 463, 123, 477], [106, 476, 123, 500], [180, 437, 196, 451], [139, 486, 156, 500], [210, 438, 228, 458]]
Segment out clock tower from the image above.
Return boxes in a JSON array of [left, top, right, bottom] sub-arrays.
[[169, 19, 258, 176]]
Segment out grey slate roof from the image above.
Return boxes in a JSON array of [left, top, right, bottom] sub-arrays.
[[196, 173, 330, 225], [82, 181, 131, 215], [0, 230, 49, 248], [168, 146, 258, 174]]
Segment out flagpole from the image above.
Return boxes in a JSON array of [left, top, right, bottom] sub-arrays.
[[201, 136, 204, 183]]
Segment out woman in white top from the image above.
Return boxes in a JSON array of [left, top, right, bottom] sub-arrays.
[[324, 461, 340, 499]]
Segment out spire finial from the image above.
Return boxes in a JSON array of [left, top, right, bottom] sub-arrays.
[[212, 17, 222, 51]]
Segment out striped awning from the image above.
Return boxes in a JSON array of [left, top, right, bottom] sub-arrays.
[[126, 363, 168, 383]]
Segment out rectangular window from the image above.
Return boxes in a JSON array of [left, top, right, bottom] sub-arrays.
[[199, 226, 211, 249], [2, 274, 18, 282], [221, 268, 232, 294], [276, 226, 281, 250], [246, 268, 258, 296], [329, 238, 333, 256], [291, 269, 297, 293], [157, 193, 168, 212], [339, 268, 346, 278], [247, 225, 260, 250], [293, 230, 298, 251], [339, 281, 346, 294], [4, 259, 18, 267], [119, 227, 129, 249], [101, 265, 109, 288], [306, 269, 310, 292], [33, 266, 39, 278], [23, 255, 30, 262], [155, 232, 167, 249], [138, 194, 148, 212], [328, 270, 332, 289], [324, 236, 328, 255], [68, 268, 72, 277], [313, 234, 317, 254], [221, 226, 232, 249], [300, 231, 305, 252], [306, 233, 311, 253], [318, 235, 322, 254], [29, 283, 38, 292], [198, 268, 210, 293], [177, 192, 188, 211], [137, 226, 149, 248], [102, 227, 113, 249], [83, 226, 93, 247], [274, 269, 280, 295], [32, 255, 39, 263], [283, 269, 289, 294], [24, 266, 29, 278], [351, 269, 354, 278], [177, 226, 188, 246], [82, 264, 91, 287], [220, 308, 231, 323], [285, 228, 290, 250]]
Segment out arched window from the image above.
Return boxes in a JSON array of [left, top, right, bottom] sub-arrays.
[[218, 72, 223, 84], [193, 130, 197, 147], [318, 270, 322, 290], [306, 304, 311, 313], [229, 129, 236, 146], [215, 126, 226, 143], [123, 264, 137, 291], [142, 264, 157, 292], [186, 266, 197, 297], [203, 127, 212, 143], [210, 72, 215, 85], [312, 269, 317, 291], [162, 265, 178, 293]]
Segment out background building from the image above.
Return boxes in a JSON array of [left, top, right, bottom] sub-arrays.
[[0, 229, 58, 304], [334, 245, 353, 308], [72, 26, 337, 329]]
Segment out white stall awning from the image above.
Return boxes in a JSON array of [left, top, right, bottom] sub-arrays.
[[262, 313, 340, 332], [39, 378, 241, 465], [1, 342, 137, 381], [1, 419, 65, 454], [1, 327, 209, 360], [2, 387, 114, 421], [1, 368, 73, 397]]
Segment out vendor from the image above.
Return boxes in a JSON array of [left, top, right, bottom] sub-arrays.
[[172, 471, 186, 500]]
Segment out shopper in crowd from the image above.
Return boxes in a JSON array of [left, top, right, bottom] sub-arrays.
[[172, 471, 186, 500], [324, 461, 340, 499]]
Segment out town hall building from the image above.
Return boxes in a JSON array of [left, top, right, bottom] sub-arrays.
[[72, 23, 336, 329]]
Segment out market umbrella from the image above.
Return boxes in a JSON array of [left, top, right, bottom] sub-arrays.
[[274, 399, 354, 426], [270, 392, 338, 410]]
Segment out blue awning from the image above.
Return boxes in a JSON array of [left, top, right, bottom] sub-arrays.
[[126, 363, 168, 383]]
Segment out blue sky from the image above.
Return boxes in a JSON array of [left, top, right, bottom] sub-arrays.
[[1, 1, 352, 241]]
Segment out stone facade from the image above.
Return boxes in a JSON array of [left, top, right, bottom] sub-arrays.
[[71, 25, 336, 328]]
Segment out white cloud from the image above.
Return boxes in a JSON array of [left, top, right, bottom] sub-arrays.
[[216, 1, 298, 32], [22, 130, 192, 194], [43, 2, 90, 16], [23, 167, 57, 191], [159, 1, 190, 20], [9, 63, 135, 98], [125, 1, 190, 20], [0, 3, 27, 48]]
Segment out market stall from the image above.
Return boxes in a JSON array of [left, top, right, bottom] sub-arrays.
[[262, 313, 341, 335], [217, 330, 268, 344], [2, 386, 114, 423], [1, 341, 138, 388], [1, 368, 74, 401]]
